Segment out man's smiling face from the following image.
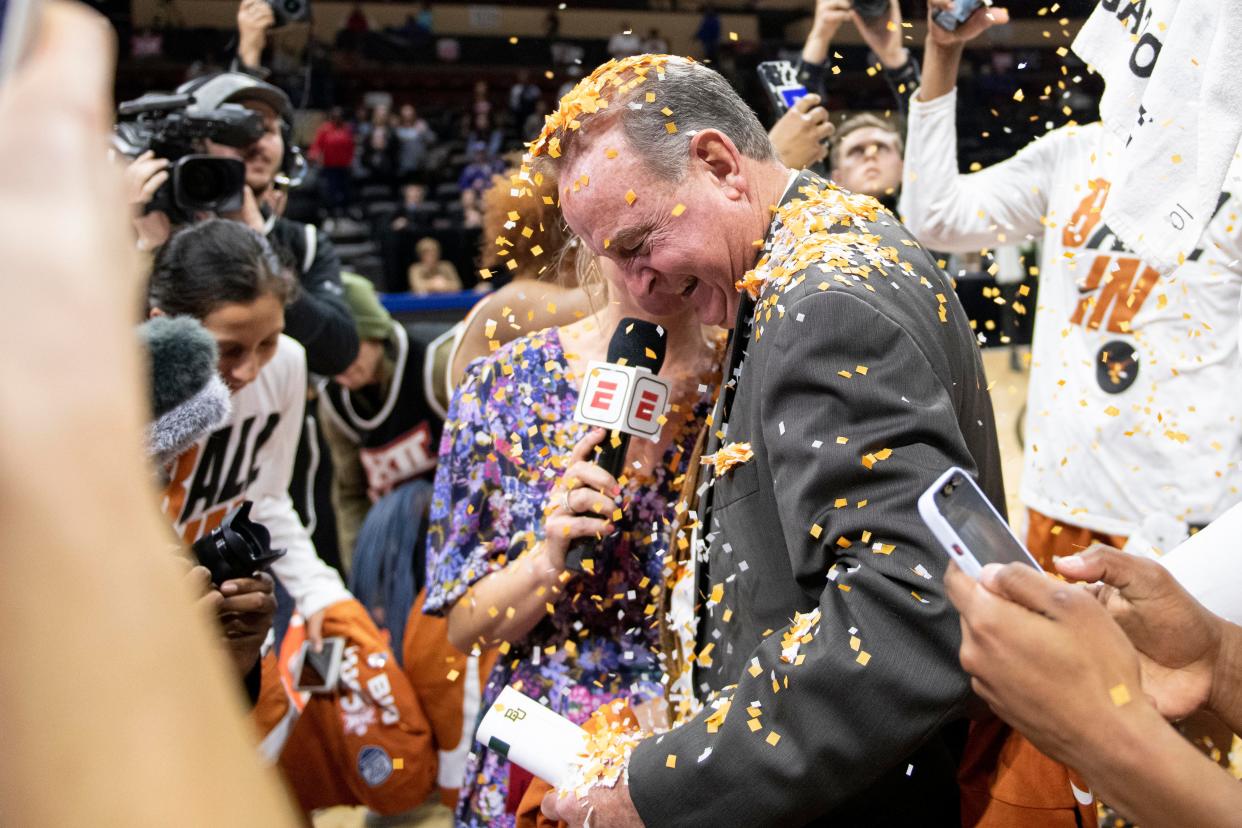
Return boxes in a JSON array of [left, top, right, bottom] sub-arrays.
[[559, 123, 759, 328]]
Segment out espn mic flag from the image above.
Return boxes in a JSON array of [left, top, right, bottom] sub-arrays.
[[573, 362, 670, 440], [565, 318, 668, 574]]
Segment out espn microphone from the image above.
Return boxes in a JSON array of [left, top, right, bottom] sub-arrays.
[[565, 318, 668, 574]]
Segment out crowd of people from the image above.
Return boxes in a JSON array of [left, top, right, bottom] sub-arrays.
[[5, 1, 1242, 828]]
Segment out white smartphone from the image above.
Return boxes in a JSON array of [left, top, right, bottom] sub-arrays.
[[918, 466, 1042, 579], [294, 636, 345, 693], [0, 0, 43, 88]]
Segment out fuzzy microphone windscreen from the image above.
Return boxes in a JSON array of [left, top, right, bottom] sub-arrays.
[[138, 315, 221, 419]]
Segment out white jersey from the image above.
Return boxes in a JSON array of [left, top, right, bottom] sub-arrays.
[[901, 89, 1242, 536], [162, 335, 351, 618]]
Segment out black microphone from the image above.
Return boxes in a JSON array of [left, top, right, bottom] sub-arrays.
[[565, 318, 667, 574]]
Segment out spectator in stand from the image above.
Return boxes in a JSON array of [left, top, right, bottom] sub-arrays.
[[339, 2, 370, 57], [458, 142, 503, 193], [408, 238, 462, 296], [472, 80, 492, 121], [391, 182, 433, 234], [395, 103, 436, 180], [309, 107, 356, 219], [508, 70, 542, 133], [358, 105, 399, 185], [523, 98, 550, 142], [642, 27, 669, 55], [695, 4, 721, 64], [460, 188, 483, 230], [608, 23, 642, 59]]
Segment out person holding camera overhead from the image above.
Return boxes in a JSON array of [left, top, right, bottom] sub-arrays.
[[150, 219, 439, 818], [125, 70, 358, 378]]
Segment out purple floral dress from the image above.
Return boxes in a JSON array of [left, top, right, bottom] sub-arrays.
[[424, 327, 715, 828]]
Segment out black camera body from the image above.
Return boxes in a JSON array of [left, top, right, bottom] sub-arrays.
[[191, 501, 286, 586], [853, 0, 890, 19], [113, 92, 264, 220], [268, 0, 311, 28]]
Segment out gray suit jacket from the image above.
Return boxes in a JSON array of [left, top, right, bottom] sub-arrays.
[[628, 172, 1004, 826]]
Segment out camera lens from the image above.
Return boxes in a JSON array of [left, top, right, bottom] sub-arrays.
[[180, 160, 228, 203], [174, 156, 246, 213]]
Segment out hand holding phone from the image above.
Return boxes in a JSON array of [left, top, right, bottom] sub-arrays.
[[932, 0, 988, 31], [919, 467, 1042, 579]]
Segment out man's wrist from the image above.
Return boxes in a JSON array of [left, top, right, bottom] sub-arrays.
[[877, 46, 909, 69], [1207, 619, 1242, 725], [1075, 696, 1167, 786]]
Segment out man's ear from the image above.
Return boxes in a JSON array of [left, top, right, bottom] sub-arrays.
[[149, 306, 166, 320], [689, 129, 744, 199]]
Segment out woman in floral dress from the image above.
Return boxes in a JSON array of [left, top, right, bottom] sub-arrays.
[[423, 257, 720, 827]]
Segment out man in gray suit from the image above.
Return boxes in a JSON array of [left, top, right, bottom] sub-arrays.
[[535, 55, 1003, 827]]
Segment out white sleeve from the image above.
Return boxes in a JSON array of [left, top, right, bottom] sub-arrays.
[[251, 339, 351, 619], [899, 89, 1061, 252], [1160, 502, 1242, 626]]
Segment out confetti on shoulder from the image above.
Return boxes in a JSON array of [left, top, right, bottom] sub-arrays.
[[701, 442, 753, 476]]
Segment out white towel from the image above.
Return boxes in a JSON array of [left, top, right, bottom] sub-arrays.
[[1072, 0, 1242, 274]]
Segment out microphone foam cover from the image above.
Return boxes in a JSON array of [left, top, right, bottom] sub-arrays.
[[606, 317, 667, 374]]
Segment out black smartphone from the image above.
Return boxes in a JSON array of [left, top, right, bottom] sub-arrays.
[[757, 60, 809, 117]]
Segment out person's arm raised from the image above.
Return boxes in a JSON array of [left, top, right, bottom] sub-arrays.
[[0, 5, 296, 825]]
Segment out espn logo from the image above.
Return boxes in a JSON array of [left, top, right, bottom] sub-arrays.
[[573, 362, 670, 439]]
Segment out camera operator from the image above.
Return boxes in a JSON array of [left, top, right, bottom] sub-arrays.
[[125, 72, 359, 378]]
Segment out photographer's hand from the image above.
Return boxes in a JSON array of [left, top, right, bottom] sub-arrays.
[[238, 0, 276, 70], [853, 0, 907, 69], [123, 149, 171, 250], [920, 2, 1009, 102], [769, 93, 833, 169], [220, 184, 268, 233], [218, 573, 277, 676], [802, 0, 851, 66]]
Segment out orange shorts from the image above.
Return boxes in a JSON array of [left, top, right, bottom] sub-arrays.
[[1024, 508, 1127, 571]]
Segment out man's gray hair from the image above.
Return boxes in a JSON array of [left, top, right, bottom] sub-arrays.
[[536, 56, 776, 181]]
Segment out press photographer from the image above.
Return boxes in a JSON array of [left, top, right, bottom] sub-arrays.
[[119, 71, 358, 377]]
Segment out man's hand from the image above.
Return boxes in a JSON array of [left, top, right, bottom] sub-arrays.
[[853, 0, 907, 69], [926, 2, 1009, 50], [945, 561, 1146, 769], [541, 780, 645, 828], [768, 93, 833, 169], [1056, 546, 1223, 722], [185, 564, 224, 616], [217, 573, 276, 676], [220, 185, 267, 233], [802, 0, 851, 65], [122, 149, 172, 250], [237, 0, 275, 68]]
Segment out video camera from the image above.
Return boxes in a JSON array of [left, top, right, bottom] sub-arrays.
[[190, 501, 286, 587], [112, 91, 264, 220]]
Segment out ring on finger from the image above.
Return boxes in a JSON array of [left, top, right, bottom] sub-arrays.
[[561, 489, 572, 513]]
